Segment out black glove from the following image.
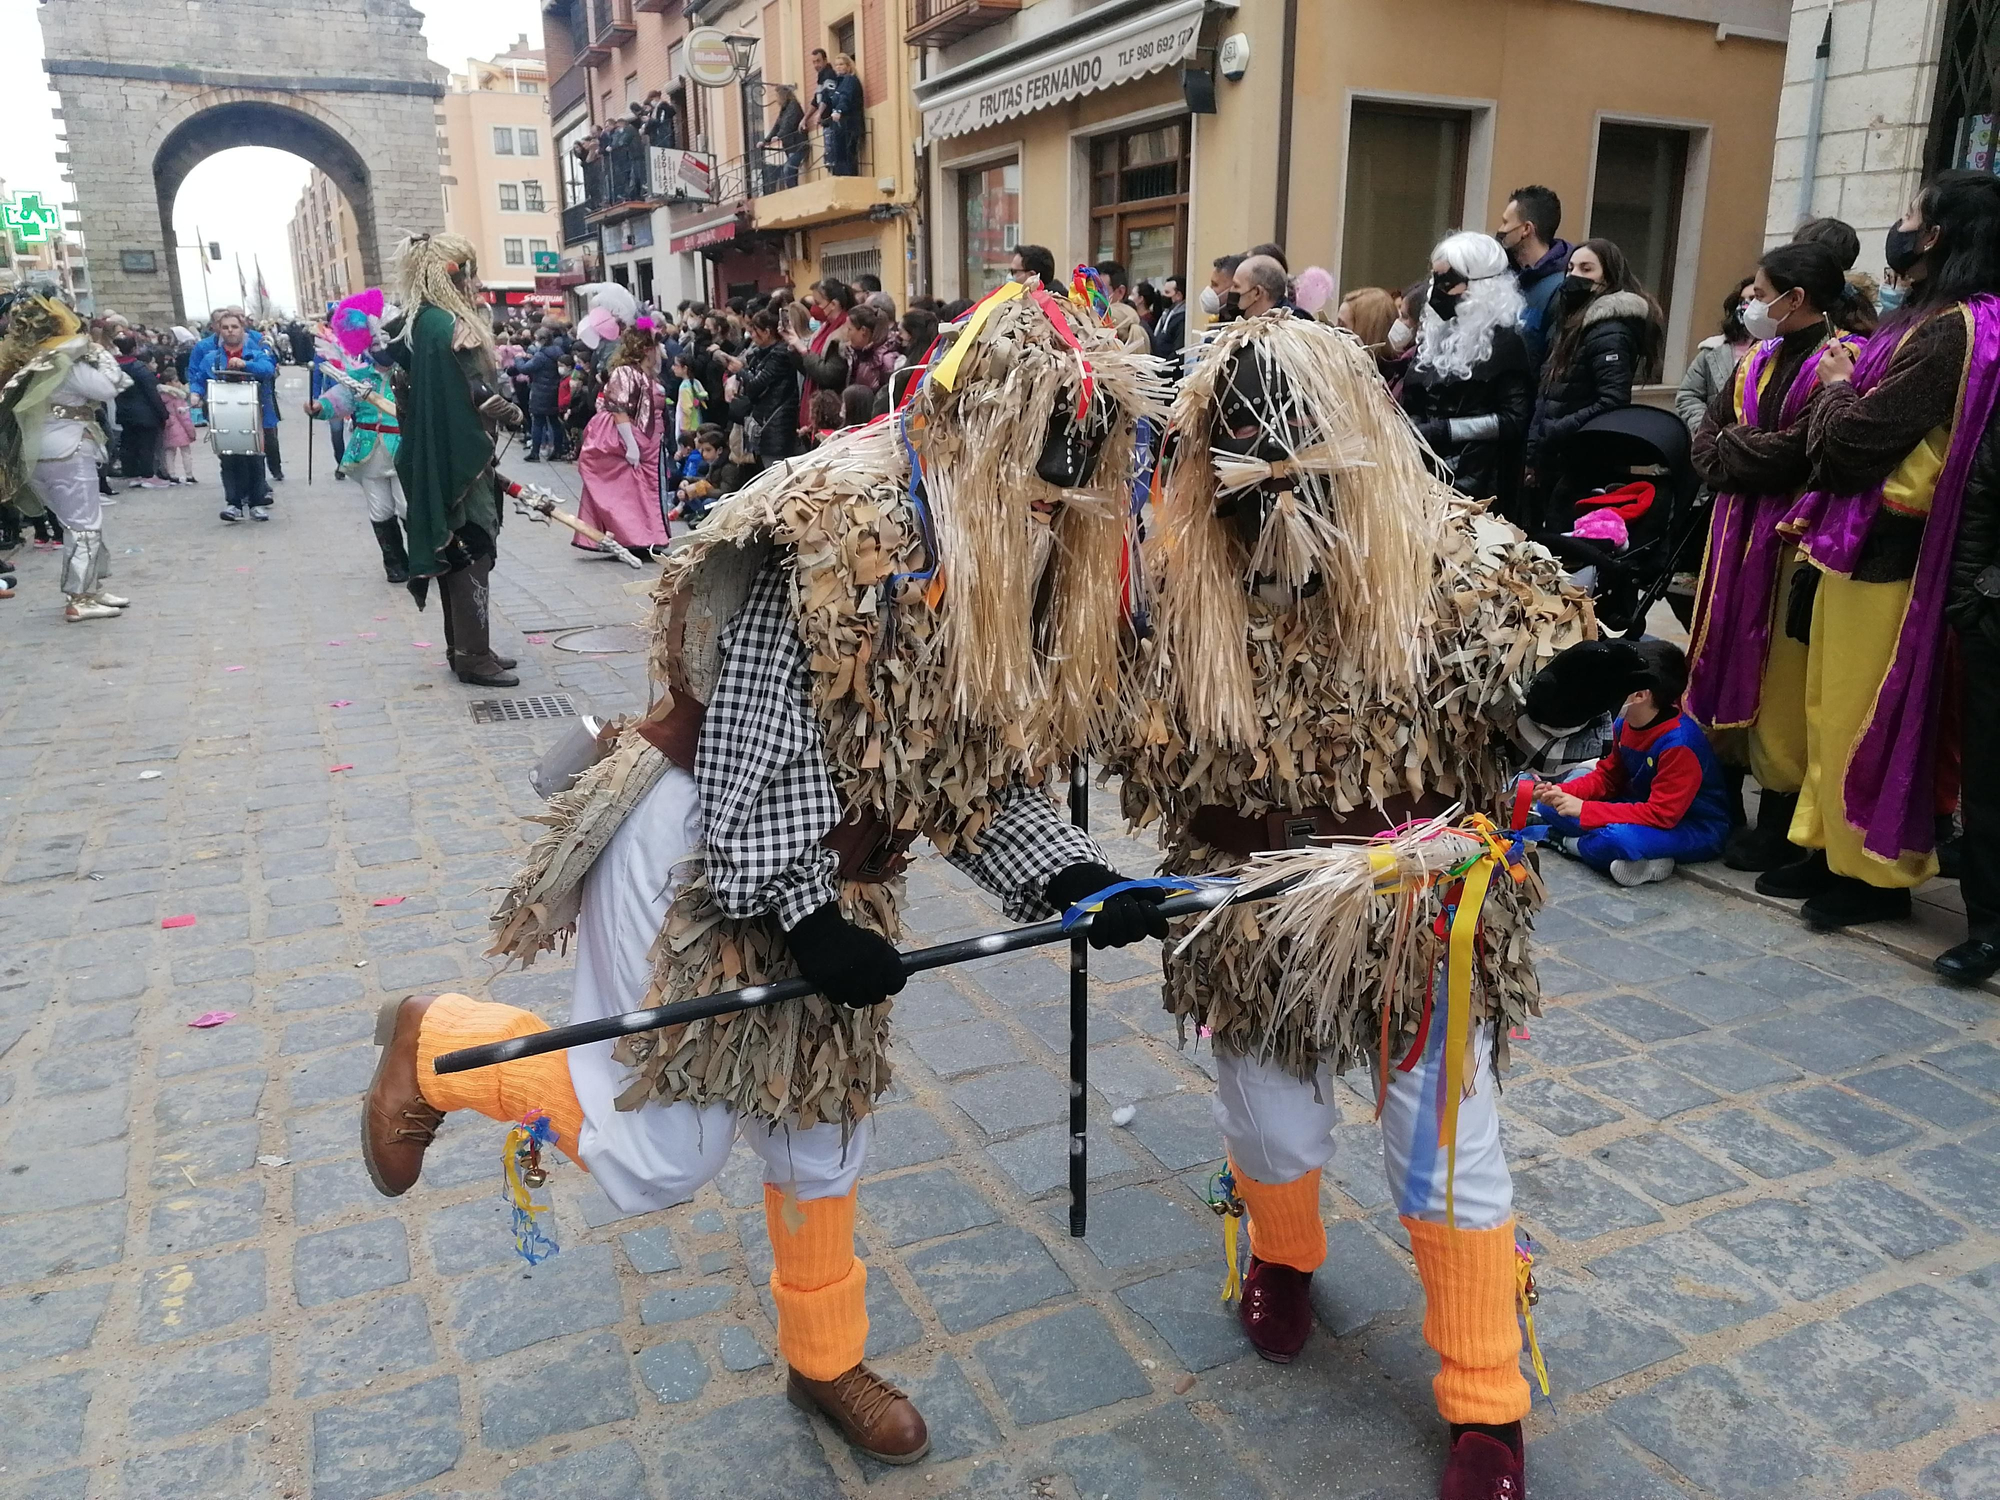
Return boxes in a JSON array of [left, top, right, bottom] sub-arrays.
[[1044, 862, 1171, 950], [1416, 418, 1451, 451], [784, 903, 907, 1009]]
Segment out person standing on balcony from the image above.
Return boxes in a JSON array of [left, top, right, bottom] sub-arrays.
[[826, 55, 864, 177], [804, 49, 835, 168], [639, 89, 676, 151], [764, 85, 806, 193]]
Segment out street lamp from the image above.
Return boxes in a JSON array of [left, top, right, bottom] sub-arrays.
[[723, 34, 758, 80]]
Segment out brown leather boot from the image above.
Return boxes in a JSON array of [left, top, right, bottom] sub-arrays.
[[361, 995, 445, 1197], [786, 1363, 929, 1464]]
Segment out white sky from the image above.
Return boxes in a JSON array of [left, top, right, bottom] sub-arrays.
[[0, 0, 542, 317]]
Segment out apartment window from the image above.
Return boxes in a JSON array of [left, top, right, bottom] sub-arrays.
[[522, 180, 546, 212], [1590, 123, 1689, 321], [1340, 102, 1469, 295], [517, 80, 540, 94], [529, 238, 550, 257], [1930, 0, 2000, 174], [517, 128, 540, 157], [503, 238, 526, 266], [625, 72, 641, 106], [1089, 120, 1189, 286], [493, 127, 515, 155], [831, 17, 856, 63], [499, 183, 521, 211], [959, 160, 1020, 295]]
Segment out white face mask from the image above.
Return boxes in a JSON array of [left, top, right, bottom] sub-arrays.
[[1741, 294, 1791, 342], [1199, 285, 1222, 316]]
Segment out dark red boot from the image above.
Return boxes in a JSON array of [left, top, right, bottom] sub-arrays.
[[1441, 1424, 1525, 1499], [1238, 1255, 1314, 1362]]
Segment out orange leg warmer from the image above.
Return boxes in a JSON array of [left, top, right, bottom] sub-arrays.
[[765, 1184, 869, 1380], [415, 993, 588, 1168], [1233, 1162, 1327, 1273], [1405, 1215, 1530, 1425]]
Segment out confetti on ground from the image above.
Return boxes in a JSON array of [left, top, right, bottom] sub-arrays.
[[235, 566, 250, 573], [328, 764, 354, 773], [525, 634, 548, 644], [357, 632, 378, 639], [412, 641, 433, 648], [371, 895, 406, 907], [188, 1011, 236, 1028], [1509, 1026, 1532, 1041], [161, 914, 197, 929], [224, 664, 245, 672], [330, 700, 352, 708], [256, 1154, 291, 1168], [137, 770, 162, 780], [1111, 1105, 1137, 1126], [328, 640, 344, 646]]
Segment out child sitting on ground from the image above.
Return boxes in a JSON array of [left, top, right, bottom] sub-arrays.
[[1530, 639, 1732, 888], [673, 425, 726, 524]]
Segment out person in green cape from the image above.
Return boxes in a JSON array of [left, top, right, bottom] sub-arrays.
[[385, 232, 522, 688]]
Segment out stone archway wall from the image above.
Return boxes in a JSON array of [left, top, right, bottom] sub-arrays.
[[38, 0, 445, 324]]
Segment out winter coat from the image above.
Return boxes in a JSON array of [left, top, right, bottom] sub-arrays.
[[513, 344, 564, 415], [1151, 301, 1186, 361], [115, 356, 169, 429], [1397, 324, 1532, 505], [728, 342, 802, 460], [1676, 336, 1747, 436], [828, 74, 864, 139], [1525, 289, 1652, 475], [188, 330, 280, 428], [1950, 412, 2000, 649], [1514, 239, 1573, 370]]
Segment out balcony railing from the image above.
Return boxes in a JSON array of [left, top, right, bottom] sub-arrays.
[[549, 63, 585, 120], [561, 202, 591, 246], [906, 0, 1021, 47], [572, 134, 875, 221], [580, 0, 633, 63]]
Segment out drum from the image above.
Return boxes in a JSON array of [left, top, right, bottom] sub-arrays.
[[205, 378, 264, 457]]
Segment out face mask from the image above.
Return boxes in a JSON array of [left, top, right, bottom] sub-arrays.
[[1199, 285, 1222, 316], [1428, 275, 1464, 322], [1494, 226, 1523, 261], [1876, 281, 1906, 313], [1740, 296, 1784, 341], [1559, 274, 1598, 308], [808, 316, 824, 334], [1386, 318, 1416, 353], [1884, 224, 1927, 275]]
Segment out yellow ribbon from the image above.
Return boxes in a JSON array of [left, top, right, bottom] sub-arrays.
[[1440, 849, 1497, 1229], [1221, 1210, 1242, 1302], [927, 280, 1025, 392], [1517, 1243, 1552, 1400]]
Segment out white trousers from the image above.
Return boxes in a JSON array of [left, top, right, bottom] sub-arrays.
[[352, 442, 407, 524], [33, 451, 103, 531], [565, 767, 871, 1214], [1212, 1017, 1513, 1230]]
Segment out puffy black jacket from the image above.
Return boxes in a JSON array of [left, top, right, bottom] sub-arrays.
[[512, 344, 564, 415], [1397, 324, 1532, 505], [115, 357, 168, 428], [729, 342, 801, 460], [1950, 412, 2000, 649], [1525, 289, 1653, 472]]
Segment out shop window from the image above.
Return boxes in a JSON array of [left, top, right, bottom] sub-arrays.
[[499, 183, 521, 212], [636, 259, 655, 302], [1340, 102, 1468, 296], [518, 128, 540, 157], [1929, 0, 2000, 175], [493, 127, 516, 155], [959, 159, 1020, 295], [1088, 120, 1188, 286], [503, 238, 526, 266], [1589, 123, 1688, 321]]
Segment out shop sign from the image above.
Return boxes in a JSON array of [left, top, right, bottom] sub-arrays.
[[918, 0, 1203, 142], [532, 250, 561, 273], [658, 149, 718, 204], [670, 216, 741, 253], [686, 28, 738, 88], [3, 191, 58, 250]]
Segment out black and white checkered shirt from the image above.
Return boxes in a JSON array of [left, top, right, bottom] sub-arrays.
[[696, 554, 1102, 930]]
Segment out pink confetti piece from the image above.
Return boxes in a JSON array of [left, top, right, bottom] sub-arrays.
[[374, 614, 389, 620], [187, 1010, 236, 1028], [327, 640, 344, 646], [329, 700, 353, 708], [328, 764, 354, 773], [411, 641, 434, 649], [357, 632, 378, 639], [161, 914, 197, 929], [1509, 1026, 1532, 1041], [525, 635, 549, 645], [224, 664, 245, 672], [235, 566, 250, 573], [372, 895, 406, 907]]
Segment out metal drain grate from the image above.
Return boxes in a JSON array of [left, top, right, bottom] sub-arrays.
[[470, 694, 578, 724]]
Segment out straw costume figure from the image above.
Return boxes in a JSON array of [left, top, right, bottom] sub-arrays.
[[0, 292, 132, 621], [361, 279, 1168, 1464], [381, 232, 522, 687], [1113, 312, 1591, 1499]]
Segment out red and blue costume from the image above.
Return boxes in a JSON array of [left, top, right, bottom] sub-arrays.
[[1536, 711, 1732, 868]]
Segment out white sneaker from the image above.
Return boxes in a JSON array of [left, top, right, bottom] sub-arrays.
[[220, 505, 244, 523], [88, 590, 131, 608], [1609, 857, 1676, 888], [249, 506, 271, 521], [65, 598, 122, 621]]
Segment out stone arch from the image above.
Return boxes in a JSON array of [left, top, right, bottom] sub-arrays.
[[151, 95, 383, 320]]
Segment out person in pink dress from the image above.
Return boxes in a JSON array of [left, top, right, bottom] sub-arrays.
[[158, 367, 199, 485], [574, 326, 668, 557]]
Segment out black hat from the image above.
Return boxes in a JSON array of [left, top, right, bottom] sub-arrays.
[[1525, 639, 1649, 731]]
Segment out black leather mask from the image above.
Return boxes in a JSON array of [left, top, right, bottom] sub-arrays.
[[1210, 347, 1323, 600], [1035, 388, 1115, 488]]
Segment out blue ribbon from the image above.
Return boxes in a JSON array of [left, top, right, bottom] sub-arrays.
[[1059, 875, 1237, 932]]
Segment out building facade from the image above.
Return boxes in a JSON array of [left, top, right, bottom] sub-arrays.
[[286, 168, 366, 316], [440, 37, 566, 316], [917, 0, 1791, 378]]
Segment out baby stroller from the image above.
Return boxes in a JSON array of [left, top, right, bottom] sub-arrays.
[[1538, 404, 1703, 638]]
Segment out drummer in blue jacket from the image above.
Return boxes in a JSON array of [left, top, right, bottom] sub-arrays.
[[188, 309, 279, 522]]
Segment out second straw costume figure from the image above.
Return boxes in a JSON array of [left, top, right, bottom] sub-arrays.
[[1112, 312, 1591, 1494]]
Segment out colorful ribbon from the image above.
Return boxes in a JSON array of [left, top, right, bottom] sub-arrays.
[[1058, 875, 1236, 932], [502, 1111, 561, 1266], [1516, 1233, 1553, 1402]]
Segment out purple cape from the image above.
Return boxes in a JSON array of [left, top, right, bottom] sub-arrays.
[[1685, 336, 1828, 731], [1779, 297, 2000, 863]]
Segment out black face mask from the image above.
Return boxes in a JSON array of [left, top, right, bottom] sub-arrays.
[[1884, 224, 1928, 276], [1211, 349, 1324, 600], [1428, 275, 1464, 322], [1558, 274, 1598, 309]]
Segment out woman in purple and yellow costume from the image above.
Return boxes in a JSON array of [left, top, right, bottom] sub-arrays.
[[1687, 239, 1854, 872], [1756, 171, 2000, 928]]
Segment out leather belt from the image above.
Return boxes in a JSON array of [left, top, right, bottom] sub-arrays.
[[636, 699, 912, 884], [1190, 791, 1458, 859], [354, 421, 398, 433]]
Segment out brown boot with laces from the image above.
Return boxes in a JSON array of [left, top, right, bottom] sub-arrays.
[[361, 994, 446, 1196], [786, 1362, 929, 1464]]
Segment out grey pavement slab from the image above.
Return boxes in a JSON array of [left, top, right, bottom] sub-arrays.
[[1607, 1363, 1843, 1497], [903, 1225, 1073, 1333], [973, 1303, 1151, 1424]]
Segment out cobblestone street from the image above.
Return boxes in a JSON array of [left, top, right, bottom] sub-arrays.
[[3, 374, 1999, 1500]]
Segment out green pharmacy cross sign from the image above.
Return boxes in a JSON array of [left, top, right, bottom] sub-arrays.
[[4, 192, 60, 250]]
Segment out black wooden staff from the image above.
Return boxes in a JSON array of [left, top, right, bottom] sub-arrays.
[[1067, 757, 1091, 1237]]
